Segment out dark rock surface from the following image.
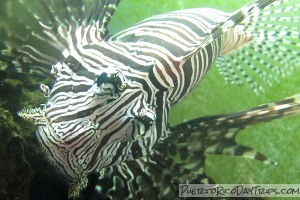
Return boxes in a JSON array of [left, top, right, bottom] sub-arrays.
[[0, 75, 68, 200]]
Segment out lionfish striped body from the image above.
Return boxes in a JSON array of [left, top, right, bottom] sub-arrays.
[[0, 0, 299, 198]]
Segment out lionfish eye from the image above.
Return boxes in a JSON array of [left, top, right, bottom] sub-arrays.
[[109, 73, 123, 91], [96, 72, 123, 90], [94, 71, 126, 98], [96, 72, 108, 87]]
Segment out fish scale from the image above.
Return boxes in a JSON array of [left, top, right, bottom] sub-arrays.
[[0, 0, 300, 198]]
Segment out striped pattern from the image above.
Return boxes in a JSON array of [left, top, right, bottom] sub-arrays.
[[110, 8, 230, 104], [84, 93, 300, 199], [2, 0, 298, 198], [38, 8, 235, 195], [0, 0, 121, 75]]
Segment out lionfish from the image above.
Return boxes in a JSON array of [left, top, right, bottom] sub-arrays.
[[0, 0, 299, 199]]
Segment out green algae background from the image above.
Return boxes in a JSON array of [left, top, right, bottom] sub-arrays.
[[109, 0, 300, 199]]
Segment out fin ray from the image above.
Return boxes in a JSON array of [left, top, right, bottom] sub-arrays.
[[75, 94, 300, 199], [216, 0, 300, 93], [0, 0, 121, 76], [169, 93, 300, 163]]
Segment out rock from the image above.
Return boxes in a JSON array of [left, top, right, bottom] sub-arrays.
[[0, 108, 31, 199]]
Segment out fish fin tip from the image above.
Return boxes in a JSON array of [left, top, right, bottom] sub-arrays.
[[264, 159, 277, 166], [68, 171, 89, 199]]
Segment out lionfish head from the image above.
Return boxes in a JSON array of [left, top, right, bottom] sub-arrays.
[[18, 54, 157, 183]]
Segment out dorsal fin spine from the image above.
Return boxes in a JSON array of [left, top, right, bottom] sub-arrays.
[[0, 0, 121, 76]]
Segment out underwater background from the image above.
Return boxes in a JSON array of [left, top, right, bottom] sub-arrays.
[[0, 0, 299, 199]]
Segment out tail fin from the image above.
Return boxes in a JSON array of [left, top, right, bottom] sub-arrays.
[[0, 0, 120, 76], [216, 0, 300, 93]]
